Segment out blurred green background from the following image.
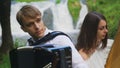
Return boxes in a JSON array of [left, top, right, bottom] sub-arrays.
[[15, 0, 120, 39], [0, 0, 120, 68]]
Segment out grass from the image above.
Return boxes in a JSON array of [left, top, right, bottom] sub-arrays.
[[0, 54, 11, 68]]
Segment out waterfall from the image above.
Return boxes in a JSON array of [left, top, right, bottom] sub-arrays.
[[0, 0, 87, 39], [10, 2, 27, 35], [51, 0, 74, 32], [10, 1, 54, 35], [76, 0, 88, 29]]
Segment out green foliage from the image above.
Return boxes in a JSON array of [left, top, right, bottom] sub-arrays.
[[14, 38, 26, 48], [15, 0, 46, 2], [0, 54, 10, 68], [15, 0, 80, 25], [68, 0, 80, 25], [87, 0, 120, 39], [14, 0, 120, 39]]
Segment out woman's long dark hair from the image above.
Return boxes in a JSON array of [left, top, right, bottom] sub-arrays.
[[76, 11, 108, 54]]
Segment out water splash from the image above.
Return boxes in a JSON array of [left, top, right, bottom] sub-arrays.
[[76, 0, 88, 29], [51, 0, 74, 32]]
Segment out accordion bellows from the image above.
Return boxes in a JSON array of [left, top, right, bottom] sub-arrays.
[[9, 44, 72, 68]]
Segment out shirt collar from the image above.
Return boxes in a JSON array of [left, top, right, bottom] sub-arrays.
[[44, 28, 52, 36], [30, 28, 52, 42]]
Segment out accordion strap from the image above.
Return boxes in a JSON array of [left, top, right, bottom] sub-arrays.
[[28, 31, 71, 46]]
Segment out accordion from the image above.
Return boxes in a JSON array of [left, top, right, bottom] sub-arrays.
[[9, 44, 72, 68]]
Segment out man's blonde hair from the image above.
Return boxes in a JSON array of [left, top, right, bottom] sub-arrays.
[[16, 5, 41, 26]]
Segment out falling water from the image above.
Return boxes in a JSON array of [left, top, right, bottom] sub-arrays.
[[0, 0, 82, 45], [9, 0, 74, 33], [0, 0, 86, 43], [7, 1, 54, 35], [76, 0, 88, 29], [0, 1, 55, 44], [52, 0, 74, 32], [0, 0, 75, 43]]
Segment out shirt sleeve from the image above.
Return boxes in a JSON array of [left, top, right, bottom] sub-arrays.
[[51, 35, 89, 68]]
